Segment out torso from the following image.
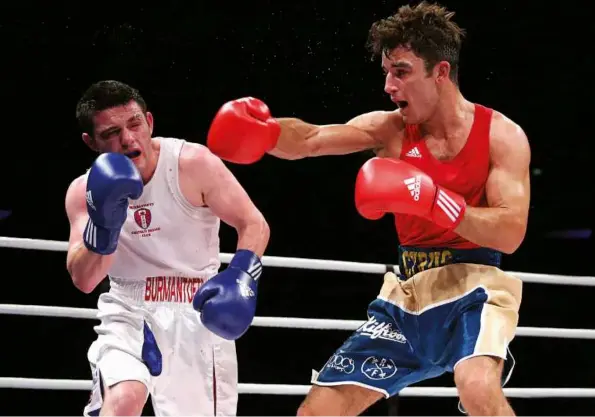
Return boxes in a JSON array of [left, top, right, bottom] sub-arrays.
[[382, 103, 494, 249], [107, 137, 221, 281]]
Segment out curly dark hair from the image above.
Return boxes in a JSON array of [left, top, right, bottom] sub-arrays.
[[76, 80, 147, 136], [366, 1, 466, 83]]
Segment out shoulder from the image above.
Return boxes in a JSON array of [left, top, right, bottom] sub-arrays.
[[156, 136, 216, 167], [65, 173, 88, 218], [488, 110, 531, 165], [178, 141, 227, 179], [179, 141, 216, 165], [347, 109, 404, 135], [347, 109, 406, 154], [66, 173, 87, 198]]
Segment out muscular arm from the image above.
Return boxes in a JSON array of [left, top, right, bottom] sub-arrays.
[[186, 145, 270, 257], [268, 111, 400, 159], [454, 116, 531, 254], [65, 177, 114, 293]]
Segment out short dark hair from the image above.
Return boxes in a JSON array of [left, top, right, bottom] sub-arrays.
[[76, 80, 147, 135], [366, 1, 466, 83]]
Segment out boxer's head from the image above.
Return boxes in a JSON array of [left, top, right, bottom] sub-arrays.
[[367, 1, 465, 124], [76, 80, 155, 177]]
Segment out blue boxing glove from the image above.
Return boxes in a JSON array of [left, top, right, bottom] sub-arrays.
[[83, 153, 143, 255], [193, 249, 262, 340]]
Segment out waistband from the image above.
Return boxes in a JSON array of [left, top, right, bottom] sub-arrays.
[[398, 246, 502, 279], [109, 275, 208, 305]]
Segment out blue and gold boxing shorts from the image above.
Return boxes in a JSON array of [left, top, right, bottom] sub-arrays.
[[311, 263, 522, 398]]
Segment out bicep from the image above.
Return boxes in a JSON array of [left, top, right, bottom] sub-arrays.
[[485, 129, 531, 215], [306, 123, 379, 156], [65, 178, 89, 252], [200, 153, 263, 230], [485, 165, 530, 214]]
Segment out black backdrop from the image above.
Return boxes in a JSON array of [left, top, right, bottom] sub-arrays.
[[0, 0, 594, 415]]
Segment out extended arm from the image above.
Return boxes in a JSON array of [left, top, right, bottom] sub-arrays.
[[453, 119, 531, 253], [206, 97, 399, 163], [269, 113, 388, 159], [65, 177, 114, 293]]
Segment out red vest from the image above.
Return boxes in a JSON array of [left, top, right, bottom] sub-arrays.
[[395, 103, 492, 248]]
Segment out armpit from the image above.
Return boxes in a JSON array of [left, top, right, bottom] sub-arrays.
[[373, 147, 387, 157]]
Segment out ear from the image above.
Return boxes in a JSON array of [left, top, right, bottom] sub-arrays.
[[146, 111, 154, 135], [82, 133, 99, 152], [435, 61, 451, 83]]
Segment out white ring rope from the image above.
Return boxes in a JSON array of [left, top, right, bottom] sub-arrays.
[[2, 236, 595, 286], [0, 377, 593, 398], [1, 303, 595, 339], [2, 235, 595, 399]]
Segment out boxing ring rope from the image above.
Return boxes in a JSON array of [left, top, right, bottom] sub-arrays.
[[2, 303, 595, 339], [1, 236, 595, 399], [2, 236, 595, 286], [1, 377, 594, 398]]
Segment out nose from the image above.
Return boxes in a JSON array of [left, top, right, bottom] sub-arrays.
[[384, 73, 398, 95], [120, 128, 135, 146]]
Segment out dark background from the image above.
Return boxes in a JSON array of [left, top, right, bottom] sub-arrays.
[[1, 0, 594, 415]]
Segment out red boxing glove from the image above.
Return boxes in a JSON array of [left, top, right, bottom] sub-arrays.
[[355, 157, 467, 230], [207, 97, 281, 164]]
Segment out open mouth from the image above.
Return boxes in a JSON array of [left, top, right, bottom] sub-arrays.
[[396, 101, 409, 109], [124, 150, 141, 159]]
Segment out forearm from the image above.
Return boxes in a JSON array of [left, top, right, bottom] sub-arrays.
[[270, 117, 379, 159], [268, 118, 317, 160], [235, 217, 270, 258], [454, 206, 527, 254], [67, 242, 114, 293]]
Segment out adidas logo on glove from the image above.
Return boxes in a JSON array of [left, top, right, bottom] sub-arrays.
[[403, 176, 422, 201], [354, 157, 467, 230]]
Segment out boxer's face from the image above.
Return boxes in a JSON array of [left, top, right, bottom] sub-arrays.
[[382, 47, 449, 124], [83, 100, 155, 176]]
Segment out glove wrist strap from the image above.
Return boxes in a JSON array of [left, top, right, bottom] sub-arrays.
[[229, 249, 263, 281], [83, 218, 121, 255], [431, 186, 467, 230]]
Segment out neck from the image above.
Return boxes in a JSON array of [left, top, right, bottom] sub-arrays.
[[420, 85, 471, 140], [140, 138, 160, 184]]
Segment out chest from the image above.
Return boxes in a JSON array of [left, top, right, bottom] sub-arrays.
[[399, 136, 490, 197], [383, 134, 468, 167], [124, 187, 184, 240], [122, 169, 219, 239], [422, 135, 468, 161]]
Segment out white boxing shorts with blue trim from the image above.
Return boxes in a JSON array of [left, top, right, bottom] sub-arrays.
[[311, 264, 522, 399], [83, 276, 238, 416]]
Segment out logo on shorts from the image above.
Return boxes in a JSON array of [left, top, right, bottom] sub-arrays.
[[134, 208, 152, 229], [362, 356, 397, 380], [356, 316, 407, 343], [325, 354, 355, 374]]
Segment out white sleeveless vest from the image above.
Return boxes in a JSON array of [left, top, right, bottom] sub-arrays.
[[108, 137, 221, 281]]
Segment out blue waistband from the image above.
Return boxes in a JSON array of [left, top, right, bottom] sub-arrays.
[[398, 246, 502, 279]]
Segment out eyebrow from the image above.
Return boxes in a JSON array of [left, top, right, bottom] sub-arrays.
[[391, 61, 412, 69], [98, 114, 143, 136]]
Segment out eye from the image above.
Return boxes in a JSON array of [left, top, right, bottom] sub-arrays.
[[395, 69, 407, 78], [101, 129, 120, 140]]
